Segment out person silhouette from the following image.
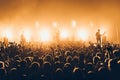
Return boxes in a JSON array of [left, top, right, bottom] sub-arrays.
[[96, 29, 101, 44]]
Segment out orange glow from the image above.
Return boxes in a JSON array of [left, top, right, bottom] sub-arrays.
[[0, 0, 119, 43], [2, 29, 13, 41], [99, 27, 107, 35], [52, 22, 57, 28], [21, 28, 32, 42], [35, 21, 40, 28], [39, 28, 52, 42], [60, 29, 70, 40], [77, 29, 89, 41], [0, 22, 111, 43], [24, 31, 31, 42], [71, 20, 76, 28], [98, 25, 108, 38]]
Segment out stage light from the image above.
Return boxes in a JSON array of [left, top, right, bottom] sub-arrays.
[[52, 22, 57, 28], [77, 29, 88, 41], [24, 31, 31, 42], [22, 29, 32, 42], [35, 21, 40, 28], [71, 20, 76, 28], [99, 27, 106, 35], [60, 29, 69, 39], [2, 29, 13, 40], [90, 22, 94, 27], [39, 29, 51, 42]]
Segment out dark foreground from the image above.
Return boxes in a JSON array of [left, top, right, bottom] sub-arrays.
[[0, 41, 120, 80]]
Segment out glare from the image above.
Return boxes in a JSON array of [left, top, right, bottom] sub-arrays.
[[99, 27, 107, 35], [77, 29, 89, 41], [52, 22, 57, 28], [71, 20, 76, 28], [60, 29, 69, 39], [35, 21, 40, 28], [23, 29, 32, 42], [0, 22, 110, 43], [90, 22, 94, 27], [39, 29, 51, 42], [2, 29, 13, 40]]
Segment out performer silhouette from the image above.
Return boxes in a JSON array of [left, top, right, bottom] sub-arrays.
[[96, 29, 101, 44]]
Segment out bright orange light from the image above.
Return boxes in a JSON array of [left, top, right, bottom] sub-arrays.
[[52, 22, 57, 28], [99, 27, 107, 35], [71, 20, 76, 28], [2, 29, 13, 40], [77, 29, 89, 41], [24, 32, 31, 42], [22, 29, 32, 42], [39, 29, 51, 42], [60, 29, 69, 39], [90, 22, 94, 27], [35, 21, 40, 28]]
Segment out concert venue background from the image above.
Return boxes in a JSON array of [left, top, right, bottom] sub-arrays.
[[0, 0, 120, 80], [0, 0, 120, 43]]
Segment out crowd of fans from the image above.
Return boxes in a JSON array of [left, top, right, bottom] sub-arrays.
[[0, 41, 120, 80]]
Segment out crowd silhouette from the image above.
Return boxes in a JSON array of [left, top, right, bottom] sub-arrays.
[[0, 38, 120, 80]]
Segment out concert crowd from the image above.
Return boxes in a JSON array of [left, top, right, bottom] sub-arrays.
[[0, 40, 120, 80]]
